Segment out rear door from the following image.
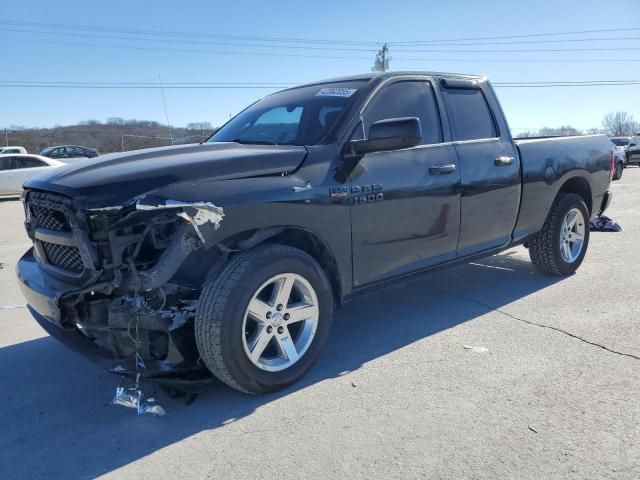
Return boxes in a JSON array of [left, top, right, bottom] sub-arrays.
[[0, 156, 18, 194], [440, 79, 521, 256], [350, 78, 461, 287], [66, 146, 85, 158]]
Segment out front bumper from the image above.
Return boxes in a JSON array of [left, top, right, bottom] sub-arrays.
[[17, 248, 75, 327], [17, 248, 117, 366], [16, 248, 214, 392]]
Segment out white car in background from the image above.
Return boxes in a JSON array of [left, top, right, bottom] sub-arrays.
[[0, 146, 27, 155], [0, 154, 66, 196]]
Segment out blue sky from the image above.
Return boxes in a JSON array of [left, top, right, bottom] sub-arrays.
[[2, 0, 639, 133]]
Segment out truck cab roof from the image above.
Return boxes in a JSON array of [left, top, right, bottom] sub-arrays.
[[295, 71, 487, 90]]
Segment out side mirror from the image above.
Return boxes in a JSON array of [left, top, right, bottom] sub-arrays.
[[630, 143, 636, 147], [347, 117, 422, 156]]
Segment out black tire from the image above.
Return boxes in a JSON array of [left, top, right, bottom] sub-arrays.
[[613, 162, 624, 181], [195, 244, 334, 394], [529, 193, 590, 275]]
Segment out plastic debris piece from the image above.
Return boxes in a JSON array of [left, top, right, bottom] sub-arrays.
[[463, 345, 488, 353], [590, 215, 622, 232], [112, 378, 166, 416]]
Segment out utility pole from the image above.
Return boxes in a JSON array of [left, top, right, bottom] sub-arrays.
[[4, 128, 7, 146], [158, 74, 174, 145], [371, 44, 390, 72]]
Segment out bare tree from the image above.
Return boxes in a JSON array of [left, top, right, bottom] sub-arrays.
[[538, 125, 582, 136], [371, 44, 390, 72], [602, 111, 639, 136], [516, 131, 533, 138]]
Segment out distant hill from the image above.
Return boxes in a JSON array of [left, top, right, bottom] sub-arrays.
[[4, 119, 217, 154]]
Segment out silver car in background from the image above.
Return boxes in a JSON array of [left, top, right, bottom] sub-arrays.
[[0, 154, 66, 196]]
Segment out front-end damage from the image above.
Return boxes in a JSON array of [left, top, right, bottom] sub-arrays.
[[20, 189, 227, 391]]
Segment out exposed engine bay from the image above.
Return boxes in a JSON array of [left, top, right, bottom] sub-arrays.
[[22, 189, 226, 392]]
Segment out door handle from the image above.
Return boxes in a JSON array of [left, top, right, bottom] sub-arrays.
[[495, 156, 514, 166], [429, 164, 456, 175]]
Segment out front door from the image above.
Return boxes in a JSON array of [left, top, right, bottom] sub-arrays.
[[349, 79, 461, 287]]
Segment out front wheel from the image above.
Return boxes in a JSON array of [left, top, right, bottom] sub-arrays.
[[195, 244, 334, 394], [529, 193, 590, 275]]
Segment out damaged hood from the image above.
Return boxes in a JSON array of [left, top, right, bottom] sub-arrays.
[[25, 142, 307, 208]]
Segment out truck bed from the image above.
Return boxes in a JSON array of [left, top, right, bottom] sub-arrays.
[[512, 134, 612, 242]]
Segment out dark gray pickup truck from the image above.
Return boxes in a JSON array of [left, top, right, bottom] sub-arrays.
[[17, 72, 613, 394]]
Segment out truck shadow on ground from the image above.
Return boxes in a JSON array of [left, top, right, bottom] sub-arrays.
[[0, 249, 562, 479]]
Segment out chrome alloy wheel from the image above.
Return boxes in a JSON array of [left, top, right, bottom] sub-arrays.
[[559, 207, 586, 263], [242, 273, 319, 372]]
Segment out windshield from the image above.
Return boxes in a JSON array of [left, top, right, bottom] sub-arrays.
[[610, 138, 629, 147], [209, 81, 367, 146]]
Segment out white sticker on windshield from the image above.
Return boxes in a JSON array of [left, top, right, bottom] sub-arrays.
[[315, 88, 358, 98]]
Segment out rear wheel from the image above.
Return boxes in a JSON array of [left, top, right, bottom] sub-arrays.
[[529, 193, 590, 275], [613, 162, 624, 180], [195, 244, 334, 394]]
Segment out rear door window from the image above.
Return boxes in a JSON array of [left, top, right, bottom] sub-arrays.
[[443, 88, 497, 141], [17, 157, 47, 168], [0, 157, 17, 170], [67, 146, 83, 157], [364, 80, 443, 145]]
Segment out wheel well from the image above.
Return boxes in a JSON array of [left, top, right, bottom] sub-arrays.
[[557, 177, 592, 214], [186, 227, 343, 302], [269, 228, 342, 302]]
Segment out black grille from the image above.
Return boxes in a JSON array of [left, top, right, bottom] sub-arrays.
[[41, 241, 84, 273], [29, 204, 70, 232]]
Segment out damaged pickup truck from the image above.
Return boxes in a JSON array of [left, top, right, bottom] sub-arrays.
[[17, 72, 614, 394]]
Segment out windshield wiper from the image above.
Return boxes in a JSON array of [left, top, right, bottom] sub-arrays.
[[230, 138, 277, 145]]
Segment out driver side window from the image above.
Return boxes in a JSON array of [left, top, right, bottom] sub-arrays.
[[364, 80, 443, 145]]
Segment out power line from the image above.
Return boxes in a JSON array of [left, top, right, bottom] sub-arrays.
[[3, 37, 639, 63], [0, 20, 382, 46], [0, 80, 296, 86], [4, 28, 637, 53], [0, 28, 378, 53], [3, 26, 639, 51], [2, 79, 639, 85], [494, 82, 640, 88], [1, 80, 639, 89], [0, 37, 373, 60], [2, 19, 639, 47], [388, 27, 640, 44], [393, 47, 638, 53], [391, 36, 640, 46], [0, 84, 289, 89], [398, 57, 640, 63]]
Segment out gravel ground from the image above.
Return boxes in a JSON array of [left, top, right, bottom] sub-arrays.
[[0, 169, 638, 479]]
